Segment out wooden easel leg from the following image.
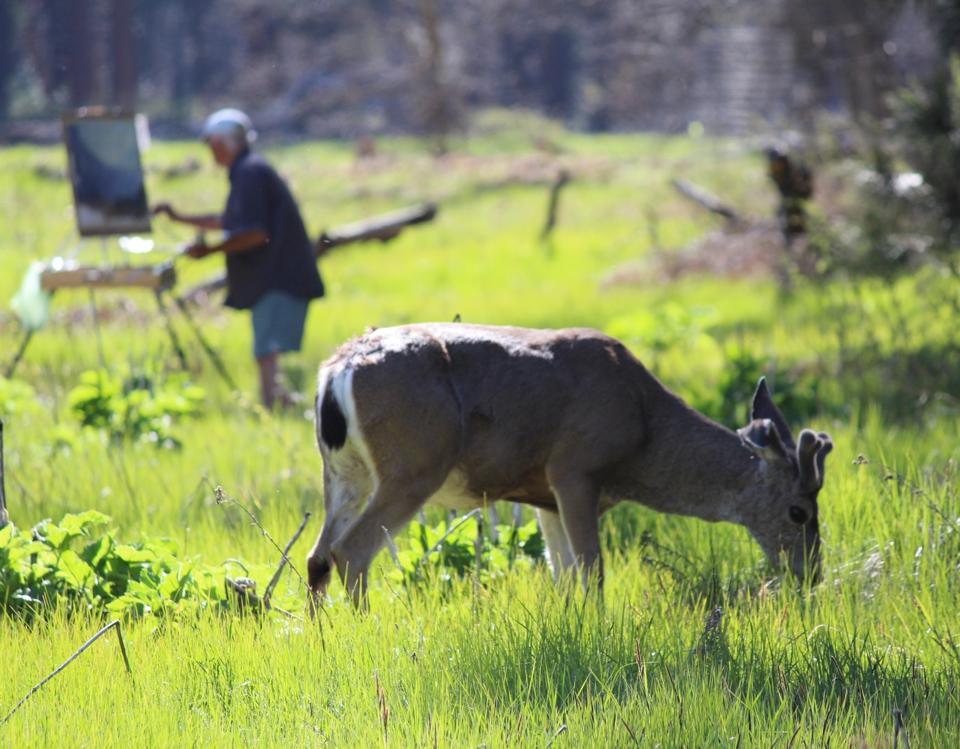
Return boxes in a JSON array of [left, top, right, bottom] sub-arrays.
[[4, 329, 35, 379], [172, 296, 236, 390], [88, 288, 107, 369], [154, 289, 189, 371]]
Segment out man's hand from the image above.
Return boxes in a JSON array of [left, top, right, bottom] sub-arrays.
[[152, 202, 179, 220], [182, 239, 215, 259]]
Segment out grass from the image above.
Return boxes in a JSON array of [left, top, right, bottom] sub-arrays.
[[1, 128, 959, 746]]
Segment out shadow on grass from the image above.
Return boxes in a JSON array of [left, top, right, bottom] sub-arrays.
[[437, 586, 958, 741]]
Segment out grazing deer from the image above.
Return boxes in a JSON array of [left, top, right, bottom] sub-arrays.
[[307, 323, 832, 607]]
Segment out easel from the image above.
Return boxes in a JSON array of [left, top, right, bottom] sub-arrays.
[[5, 108, 235, 388], [4, 254, 235, 390]]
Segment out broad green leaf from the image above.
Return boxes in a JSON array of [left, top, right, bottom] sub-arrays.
[[81, 535, 114, 568], [114, 544, 156, 563], [34, 520, 69, 550], [59, 511, 111, 536], [54, 549, 94, 587]]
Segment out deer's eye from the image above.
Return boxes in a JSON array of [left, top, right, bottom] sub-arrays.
[[788, 505, 808, 525]]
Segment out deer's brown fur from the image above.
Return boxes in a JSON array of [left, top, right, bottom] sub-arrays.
[[307, 323, 832, 607]]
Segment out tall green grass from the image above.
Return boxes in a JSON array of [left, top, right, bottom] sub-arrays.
[[1, 133, 958, 745]]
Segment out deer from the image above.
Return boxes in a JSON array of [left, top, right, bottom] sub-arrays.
[[307, 323, 832, 609]]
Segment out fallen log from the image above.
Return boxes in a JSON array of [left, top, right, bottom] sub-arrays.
[[181, 202, 438, 303], [671, 179, 741, 223], [317, 202, 437, 256]]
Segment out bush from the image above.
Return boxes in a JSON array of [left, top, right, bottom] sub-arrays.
[[0, 511, 231, 621], [694, 347, 821, 429], [390, 514, 545, 589], [67, 368, 205, 449], [891, 55, 960, 246]]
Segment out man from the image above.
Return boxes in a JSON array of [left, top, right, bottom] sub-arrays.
[[153, 109, 325, 408]]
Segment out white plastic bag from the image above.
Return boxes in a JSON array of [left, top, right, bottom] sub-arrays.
[[10, 262, 51, 332]]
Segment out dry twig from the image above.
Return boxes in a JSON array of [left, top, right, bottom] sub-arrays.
[[263, 511, 311, 609], [214, 485, 307, 589], [1, 620, 132, 725]]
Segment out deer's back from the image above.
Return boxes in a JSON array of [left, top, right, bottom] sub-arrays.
[[326, 324, 652, 505]]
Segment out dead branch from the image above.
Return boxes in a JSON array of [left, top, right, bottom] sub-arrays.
[[181, 203, 438, 304], [317, 202, 438, 255], [671, 178, 741, 222], [1, 620, 132, 725], [541, 169, 571, 240], [263, 511, 312, 610], [215, 486, 310, 619], [214, 485, 307, 590]]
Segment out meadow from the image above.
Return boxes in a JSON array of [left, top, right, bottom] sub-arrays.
[[1, 122, 959, 746]]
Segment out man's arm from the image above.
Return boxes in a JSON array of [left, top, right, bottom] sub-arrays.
[[184, 229, 268, 258], [153, 202, 223, 231]]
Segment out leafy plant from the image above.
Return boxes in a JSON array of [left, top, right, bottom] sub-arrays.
[[390, 514, 545, 589], [0, 511, 232, 621], [694, 347, 820, 428], [67, 368, 205, 449]]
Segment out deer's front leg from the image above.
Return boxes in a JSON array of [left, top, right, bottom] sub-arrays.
[[308, 462, 372, 617], [330, 475, 443, 608]]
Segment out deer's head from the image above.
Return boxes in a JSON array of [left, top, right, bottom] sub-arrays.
[[737, 378, 832, 583]]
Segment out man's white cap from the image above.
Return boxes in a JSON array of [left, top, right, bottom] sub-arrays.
[[201, 108, 257, 144]]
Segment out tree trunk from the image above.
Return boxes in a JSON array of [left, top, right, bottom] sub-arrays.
[[66, 0, 94, 107], [110, 0, 136, 109], [417, 0, 451, 152], [0, 0, 16, 120]]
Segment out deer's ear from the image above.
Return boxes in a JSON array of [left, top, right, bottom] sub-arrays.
[[738, 418, 791, 464], [797, 429, 834, 492], [750, 377, 794, 449]]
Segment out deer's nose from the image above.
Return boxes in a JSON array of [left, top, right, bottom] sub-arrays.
[[308, 556, 332, 592]]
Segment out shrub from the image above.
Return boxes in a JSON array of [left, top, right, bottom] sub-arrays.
[[891, 54, 960, 247], [695, 347, 821, 429], [67, 368, 205, 449], [0, 511, 231, 621], [391, 514, 545, 589]]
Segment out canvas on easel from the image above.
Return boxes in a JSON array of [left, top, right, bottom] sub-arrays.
[[63, 109, 152, 237]]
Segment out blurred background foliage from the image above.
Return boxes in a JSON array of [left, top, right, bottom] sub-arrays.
[[0, 0, 948, 139]]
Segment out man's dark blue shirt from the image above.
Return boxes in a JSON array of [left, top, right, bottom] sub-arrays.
[[221, 149, 325, 309]]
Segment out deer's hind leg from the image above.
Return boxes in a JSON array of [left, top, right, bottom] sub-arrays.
[[537, 508, 576, 581], [546, 467, 603, 590]]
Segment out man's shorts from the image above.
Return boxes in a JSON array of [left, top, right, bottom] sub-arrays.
[[251, 290, 308, 359]]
